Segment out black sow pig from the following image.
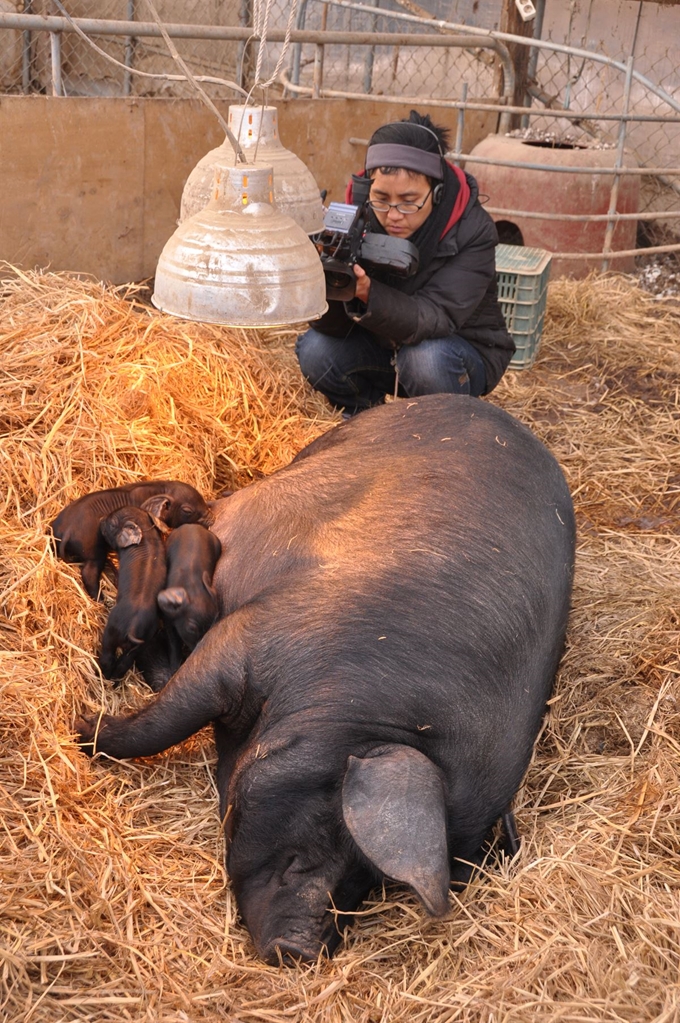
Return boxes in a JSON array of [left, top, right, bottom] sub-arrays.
[[99, 506, 167, 681], [50, 480, 213, 599], [77, 394, 575, 964]]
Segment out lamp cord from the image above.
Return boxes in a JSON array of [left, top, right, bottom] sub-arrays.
[[52, 0, 302, 167], [144, 0, 245, 162]]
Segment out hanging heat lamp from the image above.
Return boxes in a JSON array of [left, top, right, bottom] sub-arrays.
[[152, 163, 327, 327], [180, 105, 325, 235]]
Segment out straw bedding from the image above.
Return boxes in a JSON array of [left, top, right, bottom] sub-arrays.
[[1, 266, 679, 1022]]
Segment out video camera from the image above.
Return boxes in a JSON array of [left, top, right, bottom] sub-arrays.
[[312, 175, 420, 302]]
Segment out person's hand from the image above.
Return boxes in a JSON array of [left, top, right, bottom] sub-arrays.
[[353, 264, 371, 304]]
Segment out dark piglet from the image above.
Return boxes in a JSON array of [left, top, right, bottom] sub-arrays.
[[131, 630, 179, 695], [98, 506, 168, 681], [50, 480, 213, 599], [157, 524, 222, 660], [134, 629, 183, 693], [76, 394, 575, 965]]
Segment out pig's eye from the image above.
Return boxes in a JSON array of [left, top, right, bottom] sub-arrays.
[[181, 505, 193, 517]]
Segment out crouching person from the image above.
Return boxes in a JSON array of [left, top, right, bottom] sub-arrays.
[[296, 110, 515, 416]]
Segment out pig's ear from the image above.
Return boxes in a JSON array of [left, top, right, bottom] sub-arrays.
[[117, 522, 143, 548], [342, 745, 450, 917], [141, 495, 172, 521], [201, 571, 218, 601]]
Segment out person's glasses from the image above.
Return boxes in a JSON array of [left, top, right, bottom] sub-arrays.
[[367, 188, 433, 215]]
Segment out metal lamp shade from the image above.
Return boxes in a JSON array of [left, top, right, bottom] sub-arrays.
[[180, 105, 325, 234], [152, 164, 327, 328]]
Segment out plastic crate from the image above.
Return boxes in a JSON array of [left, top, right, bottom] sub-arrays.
[[495, 244, 552, 370]]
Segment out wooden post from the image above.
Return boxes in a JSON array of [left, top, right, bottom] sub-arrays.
[[499, 0, 536, 130]]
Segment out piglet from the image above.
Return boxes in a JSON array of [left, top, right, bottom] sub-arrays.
[[50, 480, 213, 599], [157, 524, 222, 661], [134, 629, 181, 693], [98, 506, 167, 682]]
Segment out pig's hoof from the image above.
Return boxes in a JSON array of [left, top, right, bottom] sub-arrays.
[[75, 714, 100, 754]]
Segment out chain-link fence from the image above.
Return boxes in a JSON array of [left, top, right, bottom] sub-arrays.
[[278, 0, 501, 103], [528, 1, 679, 221], [0, 1, 243, 98], [2, 1, 677, 136], [1, 0, 678, 228], [0, 0, 504, 102]]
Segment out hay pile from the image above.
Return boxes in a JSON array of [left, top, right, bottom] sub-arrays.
[[1, 266, 680, 1022]]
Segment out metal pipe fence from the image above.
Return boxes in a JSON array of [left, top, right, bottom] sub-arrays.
[[0, 2, 678, 269]]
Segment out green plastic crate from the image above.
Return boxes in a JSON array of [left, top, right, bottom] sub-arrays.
[[496, 244, 552, 370]]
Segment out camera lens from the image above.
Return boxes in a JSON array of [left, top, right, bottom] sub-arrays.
[[327, 272, 351, 290]]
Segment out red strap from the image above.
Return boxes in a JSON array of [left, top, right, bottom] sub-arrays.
[[439, 163, 470, 239], [346, 162, 469, 238]]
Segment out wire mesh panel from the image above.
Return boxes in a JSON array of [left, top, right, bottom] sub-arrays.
[[527, 0, 680, 223], [1, 0, 678, 235], [0, 1, 23, 91], [0, 1, 507, 105], [277, 0, 503, 101], [11, 0, 243, 98]]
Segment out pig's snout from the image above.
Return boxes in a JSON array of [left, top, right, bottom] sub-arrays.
[[259, 936, 328, 967]]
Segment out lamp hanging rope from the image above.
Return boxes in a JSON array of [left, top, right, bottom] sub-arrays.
[[140, 0, 300, 162], [251, 0, 301, 91]]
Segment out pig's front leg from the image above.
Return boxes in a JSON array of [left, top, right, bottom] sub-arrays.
[[76, 608, 255, 759]]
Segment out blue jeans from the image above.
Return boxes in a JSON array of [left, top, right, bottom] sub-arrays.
[[296, 325, 487, 416]]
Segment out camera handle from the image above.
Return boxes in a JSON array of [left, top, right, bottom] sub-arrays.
[[351, 174, 372, 207]]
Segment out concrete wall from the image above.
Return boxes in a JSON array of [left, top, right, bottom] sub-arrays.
[[0, 96, 223, 283], [0, 96, 496, 284]]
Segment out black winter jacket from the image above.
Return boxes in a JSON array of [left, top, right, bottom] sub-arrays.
[[312, 171, 515, 394]]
